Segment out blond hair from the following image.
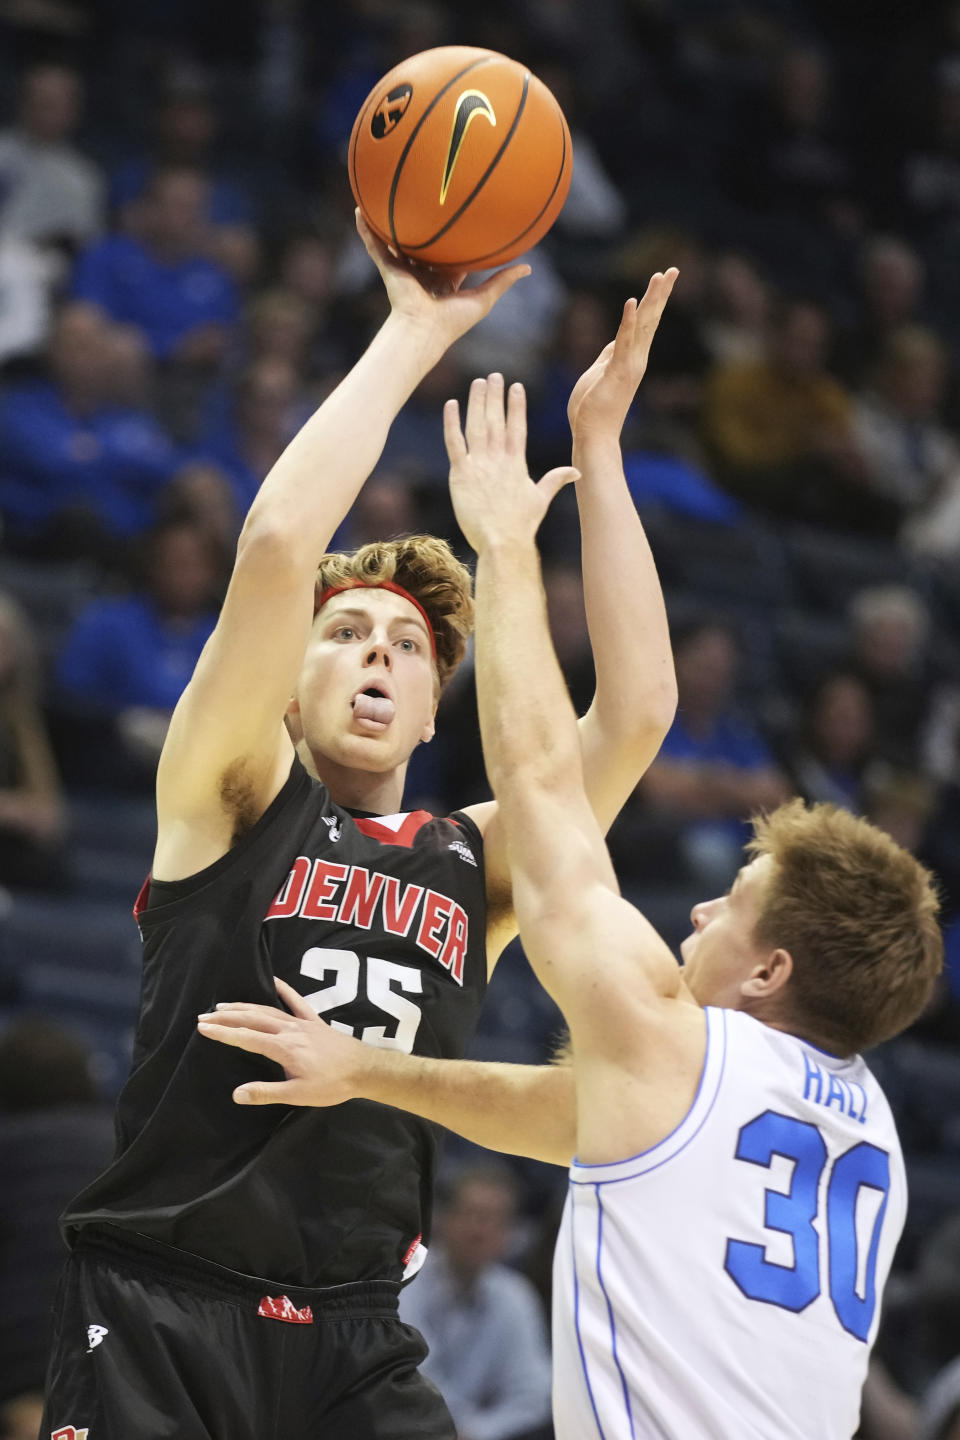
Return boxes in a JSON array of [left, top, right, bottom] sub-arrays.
[[747, 799, 942, 1054], [315, 535, 473, 689]]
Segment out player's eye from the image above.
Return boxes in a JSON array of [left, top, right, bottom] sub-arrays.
[[397, 637, 418, 653], [333, 626, 356, 641]]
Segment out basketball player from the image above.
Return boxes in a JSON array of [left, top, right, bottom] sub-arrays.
[[201, 371, 943, 1439], [42, 217, 679, 1439]]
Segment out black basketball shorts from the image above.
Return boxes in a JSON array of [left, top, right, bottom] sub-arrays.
[[41, 1230, 455, 1440]]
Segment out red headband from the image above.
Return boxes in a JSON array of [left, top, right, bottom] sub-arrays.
[[316, 580, 437, 660]]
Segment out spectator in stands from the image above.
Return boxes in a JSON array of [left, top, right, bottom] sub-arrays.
[[399, 1165, 553, 1440], [847, 585, 941, 770], [0, 235, 53, 365], [780, 669, 876, 813], [195, 286, 323, 471], [901, 1210, 960, 1395], [344, 469, 421, 549], [902, 57, 960, 237], [0, 301, 181, 560], [863, 765, 936, 855], [109, 74, 255, 230], [54, 515, 224, 787], [527, 288, 614, 463], [611, 227, 713, 424], [833, 235, 928, 386], [0, 1019, 114, 1413], [639, 618, 789, 889], [921, 683, 960, 920], [71, 166, 240, 364], [162, 459, 244, 550], [536, 59, 628, 242], [701, 297, 878, 529], [0, 63, 104, 252], [194, 356, 306, 515], [246, 287, 318, 374], [921, 1357, 960, 1440], [0, 594, 67, 890], [859, 1358, 920, 1440], [852, 327, 960, 561], [725, 44, 859, 250], [455, 243, 567, 385], [278, 229, 337, 312], [378, 349, 469, 484], [701, 251, 772, 367]]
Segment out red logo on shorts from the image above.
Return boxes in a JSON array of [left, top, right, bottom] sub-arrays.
[[52, 1428, 89, 1439], [257, 1294, 314, 1324]]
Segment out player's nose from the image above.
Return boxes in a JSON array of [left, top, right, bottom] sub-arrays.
[[690, 899, 712, 930], [363, 641, 391, 669]]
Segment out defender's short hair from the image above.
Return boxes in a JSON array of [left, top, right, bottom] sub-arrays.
[[315, 535, 473, 690], [747, 799, 943, 1055]]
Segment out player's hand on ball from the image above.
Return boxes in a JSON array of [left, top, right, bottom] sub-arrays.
[[567, 269, 679, 441], [355, 209, 530, 348], [444, 372, 579, 553], [197, 978, 368, 1107]]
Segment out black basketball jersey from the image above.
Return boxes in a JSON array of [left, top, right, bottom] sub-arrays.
[[63, 758, 488, 1287]]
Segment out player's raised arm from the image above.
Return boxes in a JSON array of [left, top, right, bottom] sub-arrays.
[[445, 379, 694, 1060], [462, 276, 679, 964], [154, 215, 529, 879], [571, 275, 679, 825]]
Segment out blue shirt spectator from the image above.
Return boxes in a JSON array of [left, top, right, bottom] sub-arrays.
[[0, 303, 180, 542], [56, 593, 214, 711], [399, 1166, 552, 1440], [192, 357, 307, 517], [110, 159, 251, 226], [0, 382, 178, 539], [55, 516, 221, 714], [658, 706, 776, 771], [641, 620, 790, 889], [108, 82, 255, 227], [72, 232, 238, 361], [71, 168, 239, 362]]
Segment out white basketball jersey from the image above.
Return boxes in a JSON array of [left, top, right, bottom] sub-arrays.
[[552, 1007, 905, 1440]]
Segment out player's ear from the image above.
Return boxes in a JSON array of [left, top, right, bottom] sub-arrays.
[[741, 948, 793, 1000], [285, 700, 304, 747], [419, 712, 436, 744]]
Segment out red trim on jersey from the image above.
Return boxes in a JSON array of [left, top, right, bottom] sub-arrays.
[[133, 874, 151, 921], [316, 580, 437, 659], [352, 811, 435, 848]]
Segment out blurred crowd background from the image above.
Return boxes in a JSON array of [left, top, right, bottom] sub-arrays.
[[1, 0, 960, 1436]]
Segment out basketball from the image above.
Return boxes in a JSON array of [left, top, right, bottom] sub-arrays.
[[349, 46, 573, 272]]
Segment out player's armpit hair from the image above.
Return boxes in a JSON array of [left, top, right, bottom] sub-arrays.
[[315, 535, 474, 689], [550, 1031, 572, 1067]]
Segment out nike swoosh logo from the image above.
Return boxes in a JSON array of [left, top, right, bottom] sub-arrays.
[[440, 90, 496, 205]]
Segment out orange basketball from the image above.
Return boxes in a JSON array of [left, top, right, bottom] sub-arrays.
[[349, 46, 573, 272]]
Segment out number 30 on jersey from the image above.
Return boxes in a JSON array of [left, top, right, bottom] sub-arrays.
[[724, 1109, 890, 1343]]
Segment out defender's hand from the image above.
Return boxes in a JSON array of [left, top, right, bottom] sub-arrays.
[[567, 270, 679, 441], [355, 209, 530, 350], [444, 372, 578, 553], [197, 977, 371, 1107]]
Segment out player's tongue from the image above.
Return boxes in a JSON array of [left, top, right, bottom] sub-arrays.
[[353, 691, 395, 726]]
